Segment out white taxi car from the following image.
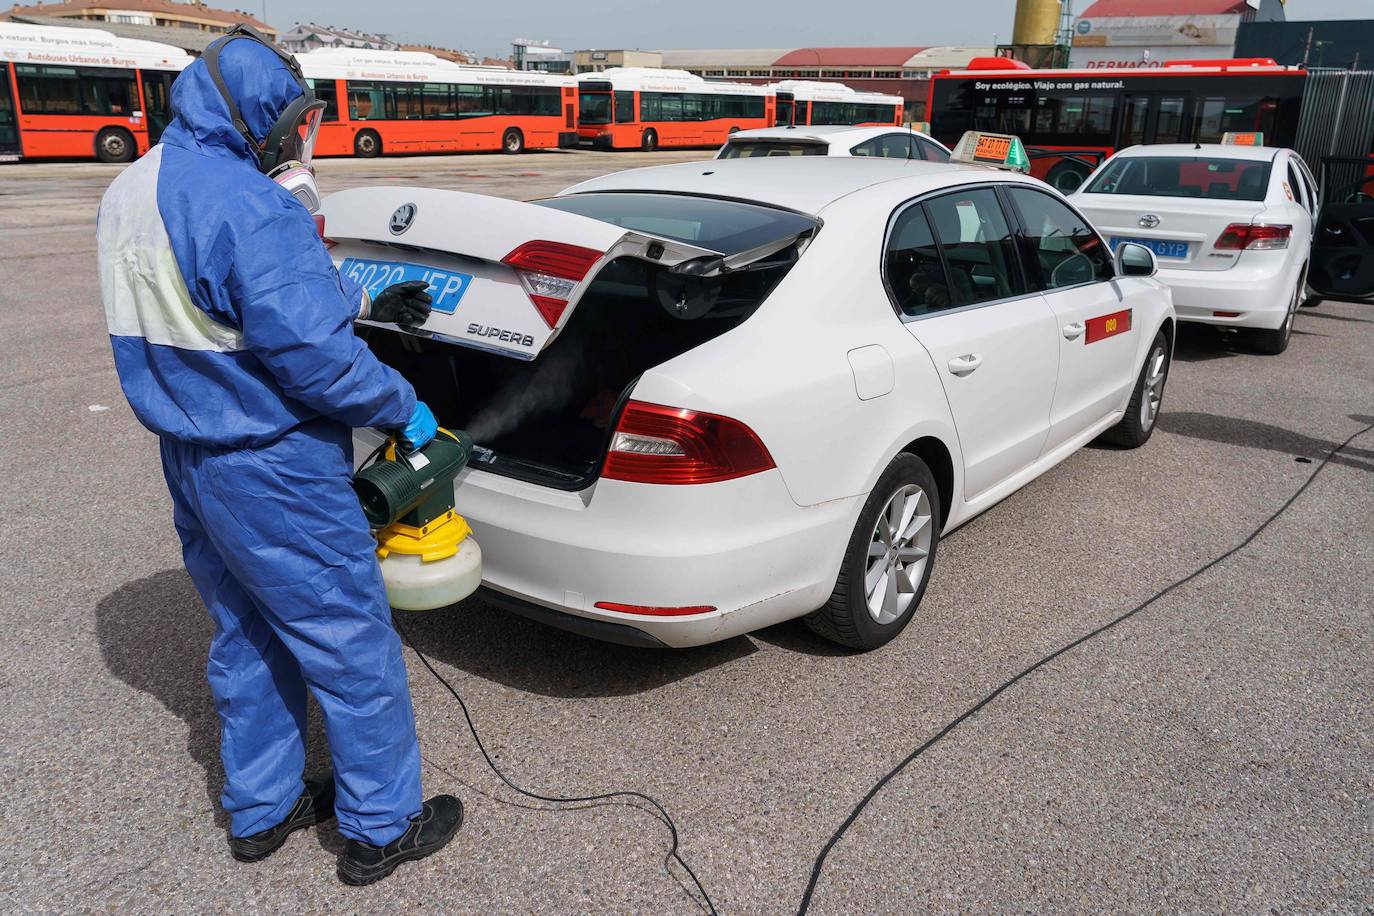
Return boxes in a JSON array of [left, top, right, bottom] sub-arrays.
[[716, 125, 950, 161], [1071, 142, 1317, 355], [324, 134, 1175, 651]]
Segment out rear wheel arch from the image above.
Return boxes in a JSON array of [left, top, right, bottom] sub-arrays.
[[900, 435, 953, 532]]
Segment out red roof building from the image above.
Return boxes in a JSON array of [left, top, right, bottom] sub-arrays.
[[1069, 0, 1284, 69], [3, 0, 275, 40]]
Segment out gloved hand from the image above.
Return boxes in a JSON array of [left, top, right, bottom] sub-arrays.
[[370, 280, 432, 326], [399, 401, 437, 453]]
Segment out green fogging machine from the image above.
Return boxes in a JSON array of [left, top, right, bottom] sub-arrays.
[[352, 428, 483, 611]]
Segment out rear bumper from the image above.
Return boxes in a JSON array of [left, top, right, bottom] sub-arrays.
[[450, 467, 859, 648], [1159, 257, 1297, 330]]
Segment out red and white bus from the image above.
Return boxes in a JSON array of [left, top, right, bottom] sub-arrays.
[[770, 80, 903, 128], [928, 57, 1306, 191], [298, 48, 577, 157], [0, 22, 191, 163], [576, 68, 773, 150]]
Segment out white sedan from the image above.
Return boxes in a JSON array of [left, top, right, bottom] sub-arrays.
[[324, 150, 1175, 650], [1071, 143, 1317, 355], [716, 125, 950, 161]]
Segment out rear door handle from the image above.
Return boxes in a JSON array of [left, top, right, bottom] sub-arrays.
[[1063, 322, 1085, 340], [947, 353, 983, 376]]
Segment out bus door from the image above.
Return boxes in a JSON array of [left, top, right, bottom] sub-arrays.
[[139, 69, 175, 144], [1119, 93, 1191, 147], [0, 64, 19, 160]]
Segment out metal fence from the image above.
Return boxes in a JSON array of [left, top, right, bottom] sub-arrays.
[[1293, 69, 1374, 204]]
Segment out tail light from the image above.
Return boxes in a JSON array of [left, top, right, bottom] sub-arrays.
[[502, 240, 603, 328], [315, 214, 337, 250], [1215, 223, 1291, 250], [603, 400, 775, 485]]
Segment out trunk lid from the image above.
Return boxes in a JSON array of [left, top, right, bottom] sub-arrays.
[[1073, 195, 1270, 272], [321, 187, 722, 360]]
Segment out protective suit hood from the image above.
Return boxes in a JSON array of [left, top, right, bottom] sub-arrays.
[[162, 39, 306, 164]]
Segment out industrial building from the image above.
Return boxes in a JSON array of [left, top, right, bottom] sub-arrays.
[[1, 0, 274, 40], [1067, 0, 1285, 68], [1235, 18, 1374, 69]]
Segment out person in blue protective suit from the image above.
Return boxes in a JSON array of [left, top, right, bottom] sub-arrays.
[[96, 26, 461, 885]]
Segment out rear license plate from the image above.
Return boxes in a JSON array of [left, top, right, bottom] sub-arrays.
[[339, 257, 473, 315], [1111, 236, 1188, 260]]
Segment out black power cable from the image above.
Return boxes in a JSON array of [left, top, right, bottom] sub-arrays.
[[394, 618, 718, 915], [796, 419, 1374, 914]]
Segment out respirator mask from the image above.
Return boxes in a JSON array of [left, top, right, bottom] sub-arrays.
[[202, 25, 326, 175], [269, 160, 321, 214]]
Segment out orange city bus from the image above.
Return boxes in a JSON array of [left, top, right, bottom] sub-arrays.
[[770, 80, 903, 128], [927, 56, 1306, 191], [0, 22, 191, 163], [576, 68, 773, 150], [298, 48, 578, 157]]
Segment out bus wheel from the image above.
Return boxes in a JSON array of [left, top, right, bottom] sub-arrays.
[[354, 130, 381, 158], [641, 129, 658, 152], [1046, 160, 1090, 193], [95, 127, 135, 163], [501, 128, 525, 154]]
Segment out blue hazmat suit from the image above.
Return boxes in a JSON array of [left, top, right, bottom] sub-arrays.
[[96, 39, 423, 844]]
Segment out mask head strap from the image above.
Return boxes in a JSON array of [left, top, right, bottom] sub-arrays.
[[201, 25, 314, 171]]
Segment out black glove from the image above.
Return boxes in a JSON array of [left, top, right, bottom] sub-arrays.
[[370, 280, 432, 326]]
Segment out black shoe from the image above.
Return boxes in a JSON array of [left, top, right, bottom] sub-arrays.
[[228, 776, 336, 863], [337, 794, 463, 886]]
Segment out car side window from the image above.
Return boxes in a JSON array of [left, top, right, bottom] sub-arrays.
[[1005, 187, 1112, 290], [1286, 161, 1307, 210], [885, 204, 951, 317], [850, 138, 879, 157], [923, 188, 1025, 307], [917, 137, 950, 163], [876, 133, 914, 159]]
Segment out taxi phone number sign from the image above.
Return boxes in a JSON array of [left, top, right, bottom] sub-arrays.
[[1085, 308, 1132, 344], [973, 135, 1012, 163]]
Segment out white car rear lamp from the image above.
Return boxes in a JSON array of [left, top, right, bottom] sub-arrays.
[[610, 431, 687, 457], [501, 240, 605, 328], [603, 400, 775, 485], [1214, 223, 1291, 250]]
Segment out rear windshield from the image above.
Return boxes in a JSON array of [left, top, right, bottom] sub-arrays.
[[1084, 156, 1273, 201], [718, 140, 827, 159], [579, 92, 611, 124], [534, 192, 818, 255]]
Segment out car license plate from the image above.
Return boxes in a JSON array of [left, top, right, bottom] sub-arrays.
[[339, 257, 473, 315], [1110, 236, 1188, 260]]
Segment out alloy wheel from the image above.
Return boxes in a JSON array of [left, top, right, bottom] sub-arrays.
[[864, 484, 933, 625], [1140, 344, 1167, 430]]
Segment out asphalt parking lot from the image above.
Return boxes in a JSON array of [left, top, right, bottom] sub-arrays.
[[2, 148, 1372, 914]]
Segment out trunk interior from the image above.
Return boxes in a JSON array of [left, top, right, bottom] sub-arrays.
[[360, 248, 800, 490]]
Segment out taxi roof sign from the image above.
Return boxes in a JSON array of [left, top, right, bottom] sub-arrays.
[[1221, 131, 1264, 147], [950, 131, 1030, 173]]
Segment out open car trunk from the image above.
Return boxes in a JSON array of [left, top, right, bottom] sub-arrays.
[[321, 186, 819, 490], [359, 251, 800, 489]]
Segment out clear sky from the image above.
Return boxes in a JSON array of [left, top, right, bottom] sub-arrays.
[[257, 0, 1372, 57]]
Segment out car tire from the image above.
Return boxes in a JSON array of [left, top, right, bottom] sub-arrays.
[[1243, 276, 1301, 355], [354, 129, 381, 158], [805, 453, 940, 651], [501, 128, 524, 154], [1101, 328, 1170, 449], [641, 129, 658, 152], [95, 127, 135, 163], [1046, 159, 1090, 193]]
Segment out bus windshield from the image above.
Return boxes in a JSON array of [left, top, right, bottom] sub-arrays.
[[1084, 156, 1273, 201], [579, 92, 612, 124]]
